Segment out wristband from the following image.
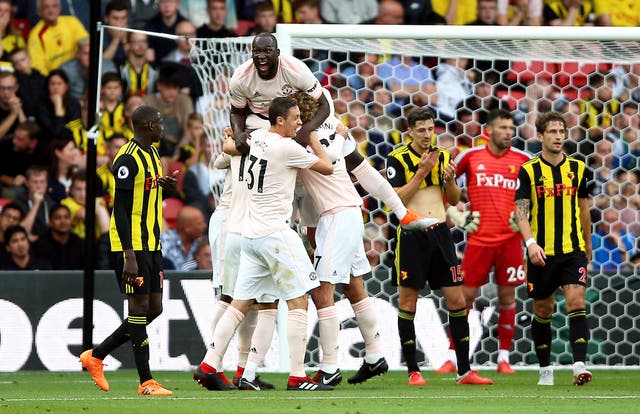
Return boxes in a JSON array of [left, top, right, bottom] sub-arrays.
[[525, 238, 536, 248]]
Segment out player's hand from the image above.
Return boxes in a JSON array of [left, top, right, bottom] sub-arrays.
[[122, 250, 140, 286], [527, 242, 546, 266], [418, 148, 440, 177], [158, 170, 179, 193], [508, 211, 519, 232], [446, 205, 480, 233], [335, 123, 348, 137], [443, 160, 456, 184]]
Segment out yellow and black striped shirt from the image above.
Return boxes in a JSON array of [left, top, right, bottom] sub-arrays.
[[386, 143, 450, 191], [515, 154, 593, 256], [109, 140, 163, 251], [543, 0, 593, 26], [99, 102, 127, 155]]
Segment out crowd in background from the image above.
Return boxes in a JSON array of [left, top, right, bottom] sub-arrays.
[[0, 0, 636, 273]]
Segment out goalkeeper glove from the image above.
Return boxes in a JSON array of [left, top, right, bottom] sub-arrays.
[[508, 211, 520, 232], [446, 206, 480, 233]]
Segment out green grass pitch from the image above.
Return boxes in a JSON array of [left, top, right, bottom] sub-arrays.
[[2, 369, 639, 414]]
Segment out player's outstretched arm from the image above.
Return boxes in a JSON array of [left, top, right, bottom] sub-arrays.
[[230, 106, 251, 155]]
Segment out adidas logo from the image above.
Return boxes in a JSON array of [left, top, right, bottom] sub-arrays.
[[297, 382, 318, 390], [477, 164, 486, 171]]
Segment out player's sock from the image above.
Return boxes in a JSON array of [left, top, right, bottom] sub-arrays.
[[237, 305, 258, 368], [498, 303, 516, 357], [568, 309, 589, 363], [128, 314, 152, 383], [350, 159, 407, 219], [288, 309, 308, 378], [209, 301, 229, 339], [202, 306, 244, 370], [317, 306, 339, 373], [449, 308, 471, 376], [244, 308, 278, 382], [352, 296, 383, 363], [531, 313, 552, 367], [398, 309, 419, 372], [93, 321, 129, 360]]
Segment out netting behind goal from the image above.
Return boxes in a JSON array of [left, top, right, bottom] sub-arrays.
[[190, 25, 639, 370]]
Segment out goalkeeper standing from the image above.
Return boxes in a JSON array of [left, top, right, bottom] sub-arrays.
[[442, 109, 531, 374], [386, 108, 493, 386]]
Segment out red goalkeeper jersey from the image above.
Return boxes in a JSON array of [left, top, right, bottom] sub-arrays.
[[455, 145, 531, 246]]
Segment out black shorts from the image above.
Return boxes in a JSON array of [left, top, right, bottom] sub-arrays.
[[113, 250, 164, 295], [526, 252, 588, 300], [393, 222, 461, 290]]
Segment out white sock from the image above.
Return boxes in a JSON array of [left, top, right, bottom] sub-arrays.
[[236, 305, 258, 368], [202, 305, 244, 370], [352, 297, 382, 363], [288, 308, 308, 378], [498, 349, 510, 363], [209, 301, 229, 344], [243, 309, 278, 382], [350, 160, 407, 219], [317, 306, 339, 373]]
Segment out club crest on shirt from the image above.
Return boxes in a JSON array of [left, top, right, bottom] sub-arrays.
[[281, 84, 293, 95], [309, 271, 317, 281]]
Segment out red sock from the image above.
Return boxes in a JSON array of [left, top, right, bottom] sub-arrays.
[[498, 304, 516, 352], [235, 365, 245, 378], [288, 375, 308, 386], [200, 362, 216, 374]]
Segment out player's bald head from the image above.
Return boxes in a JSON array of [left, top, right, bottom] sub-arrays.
[[252, 32, 278, 50], [132, 105, 161, 127]]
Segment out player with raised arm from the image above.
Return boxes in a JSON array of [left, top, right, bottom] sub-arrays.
[[386, 108, 494, 387], [438, 109, 531, 374], [195, 96, 334, 391], [514, 111, 593, 386]]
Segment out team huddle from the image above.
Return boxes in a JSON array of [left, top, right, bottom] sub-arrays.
[[80, 33, 594, 395]]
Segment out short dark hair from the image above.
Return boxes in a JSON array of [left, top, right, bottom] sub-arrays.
[[4, 225, 28, 245], [1, 203, 24, 219], [106, 0, 129, 14], [535, 111, 567, 134], [15, 121, 40, 139], [49, 203, 71, 218], [101, 72, 123, 88], [486, 108, 513, 126], [407, 107, 435, 128], [269, 96, 298, 125]]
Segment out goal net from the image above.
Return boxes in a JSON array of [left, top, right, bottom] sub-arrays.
[[190, 24, 639, 370]]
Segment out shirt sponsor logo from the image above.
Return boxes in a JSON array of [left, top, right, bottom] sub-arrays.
[[476, 173, 518, 189], [535, 183, 578, 198]]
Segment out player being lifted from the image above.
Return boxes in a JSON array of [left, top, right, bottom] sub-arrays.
[[228, 32, 430, 229], [514, 111, 593, 386], [439, 109, 531, 374], [386, 108, 493, 386]]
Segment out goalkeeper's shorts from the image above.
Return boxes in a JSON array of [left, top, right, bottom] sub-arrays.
[[462, 235, 525, 288]]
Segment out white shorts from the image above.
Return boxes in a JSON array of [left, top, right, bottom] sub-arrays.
[[234, 228, 319, 303], [209, 208, 230, 288], [222, 232, 242, 297], [314, 207, 371, 284]]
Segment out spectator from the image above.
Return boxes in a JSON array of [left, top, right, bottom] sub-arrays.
[[294, 0, 325, 24], [377, 55, 437, 107], [32, 204, 84, 269], [0, 203, 24, 262], [0, 121, 46, 199], [431, 0, 478, 25], [97, 134, 127, 211], [589, 139, 617, 197], [613, 128, 640, 170], [320, 0, 378, 24], [558, 99, 590, 160], [0, 71, 27, 140], [160, 205, 207, 270], [458, 72, 505, 125], [0, 0, 26, 69], [469, 0, 499, 25], [129, 0, 159, 29], [143, 64, 194, 159], [60, 170, 111, 240], [35, 69, 86, 151], [121, 95, 145, 139], [183, 130, 214, 219], [8, 48, 46, 119], [399, 0, 437, 25], [247, 1, 277, 35], [0, 225, 51, 270], [162, 20, 203, 104], [183, 236, 213, 270], [594, 0, 640, 27], [98, 72, 126, 155], [578, 72, 620, 139], [102, 0, 129, 67], [364, 0, 405, 24], [15, 165, 54, 240], [60, 37, 117, 103], [497, 0, 542, 26], [144, 0, 186, 63], [436, 58, 473, 123], [606, 100, 639, 142], [120, 31, 158, 98], [543, 0, 594, 26], [196, 0, 237, 38], [592, 209, 636, 272], [27, 0, 89, 76], [47, 137, 81, 202]]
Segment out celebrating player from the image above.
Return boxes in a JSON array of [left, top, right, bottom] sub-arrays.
[[514, 111, 593, 386], [386, 108, 493, 386]]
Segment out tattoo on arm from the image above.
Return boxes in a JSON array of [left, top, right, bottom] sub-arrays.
[[515, 199, 529, 222]]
